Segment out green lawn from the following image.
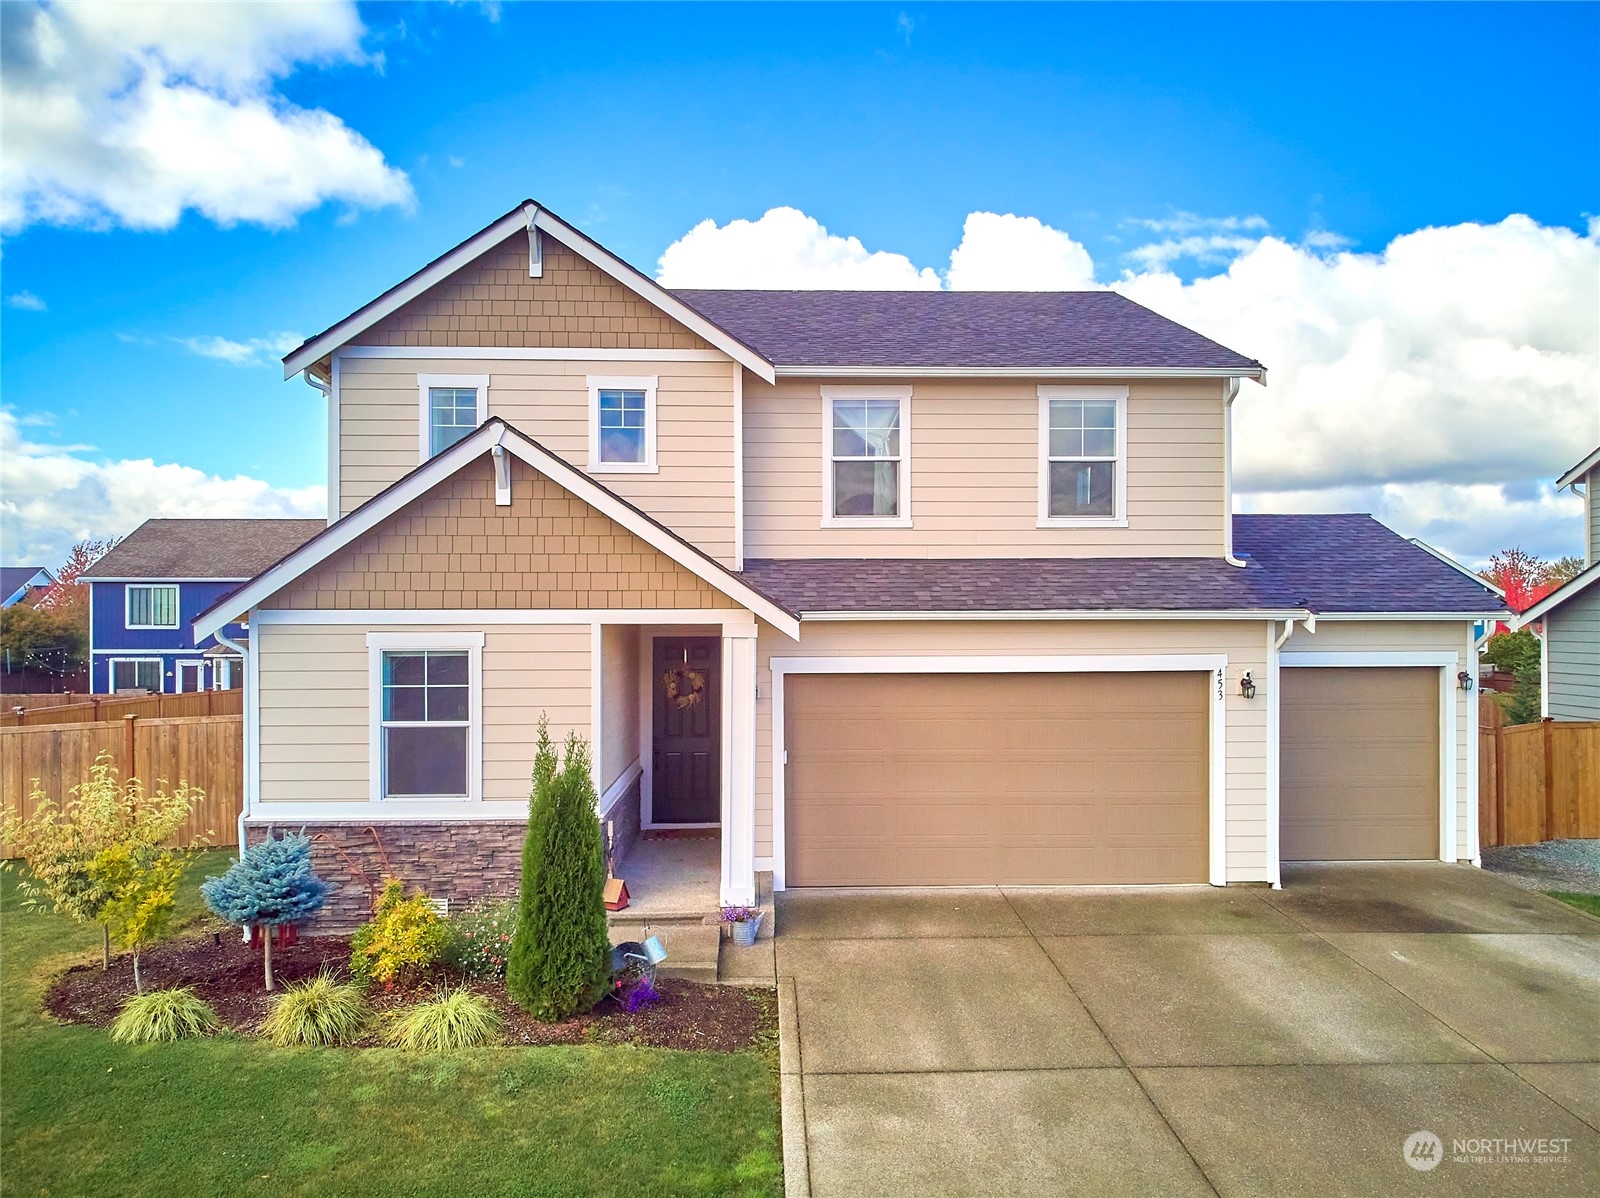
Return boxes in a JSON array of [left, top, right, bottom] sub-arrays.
[[1546, 890, 1600, 918], [1, 852, 782, 1198]]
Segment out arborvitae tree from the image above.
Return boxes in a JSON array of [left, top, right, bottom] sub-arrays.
[[505, 717, 612, 1021], [201, 830, 328, 991]]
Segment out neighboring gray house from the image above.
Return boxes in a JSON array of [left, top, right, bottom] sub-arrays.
[[1516, 444, 1600, 721]]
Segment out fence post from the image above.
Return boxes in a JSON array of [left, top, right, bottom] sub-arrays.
[[124, 713, 137, 785], [1492, 718, 1506, 847], [1541, 717, 1556, 841]]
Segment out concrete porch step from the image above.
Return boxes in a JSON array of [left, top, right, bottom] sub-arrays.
[[608, 914, 722, 984]]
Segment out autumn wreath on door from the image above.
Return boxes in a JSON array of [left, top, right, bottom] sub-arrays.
[[662, 663, 707, 710]]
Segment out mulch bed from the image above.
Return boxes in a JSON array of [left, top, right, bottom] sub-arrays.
[[43, 931, 774, 1054]]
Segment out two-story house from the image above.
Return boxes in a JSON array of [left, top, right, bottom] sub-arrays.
[[1514, 444, 1600, 720], [194, 200, 1505, 925], [83, 519, 322, 694]]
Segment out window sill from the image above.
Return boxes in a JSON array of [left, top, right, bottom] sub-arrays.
[[125, 625, 181, 631], [588, 462, 660, 475], [821, 516, 914, 529], [1036, 517, 1129, 529]]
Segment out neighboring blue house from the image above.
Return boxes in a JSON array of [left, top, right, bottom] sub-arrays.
[[1, 566, 55, 607], [81, 519, 323, 694]]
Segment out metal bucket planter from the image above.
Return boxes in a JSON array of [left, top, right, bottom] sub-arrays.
[[731, 912, 764, 947]]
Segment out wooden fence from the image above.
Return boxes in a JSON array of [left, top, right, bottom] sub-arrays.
[[1, 689, 242, 727], [0, 693, 93, 710], [1479, 697, 1600, 847], [1, 714, 243, 854]]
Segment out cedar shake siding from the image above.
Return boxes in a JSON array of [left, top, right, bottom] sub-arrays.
[[358, 234, 712, 351], [265, 455, 740, 612]]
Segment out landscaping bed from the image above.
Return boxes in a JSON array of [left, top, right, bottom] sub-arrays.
[[44, 929, 775, 1053]]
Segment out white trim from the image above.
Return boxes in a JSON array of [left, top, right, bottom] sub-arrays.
[[417, 373, 489, 463], [1311, 611, 1506, 621], [1036, 385, 1129, 527], [821, 385, 913, 528], [733, 367, 745, 571], [1540, 622, 1550, 720], [243, 617, 260, 810], [1265, 620, 1283, 889], [175, 659, 205, 693], [337, 346, 731, 363], [250, 607, 758, 631], [108, 657, 167, 693], [590, 622, 603, 798], [329, 356, 342, 523], [192, 421, 801, 641], [638, 634, 655, 828], [366, 631, 484, 805], [1409, 537, 1505, 597], [1466, 622, 1482, 866], [768, 653, 1230, 892], [1279, 650, 1460, 864], [719, 630, 758, 906], [797, 608, 1310, 623], [1555, 445, 1600, 490], [1513, 559, 1600, 626], [248, 801, 533, 822], [598, 758, 643, 818], [586, 375, 658, 473], [83, 577, 249, 584], [774, 365, 1267, 381], [124, 583, 180, 630]]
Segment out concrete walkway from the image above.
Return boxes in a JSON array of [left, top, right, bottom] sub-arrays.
[[776, 864, 1600, 1197]]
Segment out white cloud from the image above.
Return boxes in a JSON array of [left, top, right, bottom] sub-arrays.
[[6, 290, 46, 311], [656, 205, 1598, 562], [0, 1, 412, 232], [0, 408, 324, 566], [174, 332, 304, 366], [657, 207, 941, 289]]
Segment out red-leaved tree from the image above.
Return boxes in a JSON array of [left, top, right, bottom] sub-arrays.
[[34, 538, 117, 616], [1480, 548, 1556, 620]]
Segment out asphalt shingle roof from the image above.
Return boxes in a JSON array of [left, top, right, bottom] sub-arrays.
[[739, 514, 1506, 616], [84, 519, 325, 581], [672, 289, 1264, 371]]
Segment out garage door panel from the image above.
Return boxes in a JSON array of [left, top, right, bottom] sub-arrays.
[[1281, 667, 1438, 862], [784, 671, 1209, 886]]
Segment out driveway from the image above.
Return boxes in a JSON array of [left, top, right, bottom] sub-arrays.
[[775, 864, 1600, 1197]]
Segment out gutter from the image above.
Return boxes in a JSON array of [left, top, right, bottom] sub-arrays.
[[211, 627, 251, 861], [1222, 377, 1247, 569]]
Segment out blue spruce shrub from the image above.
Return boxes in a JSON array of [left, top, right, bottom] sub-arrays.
[[202, 830, 329, 991]]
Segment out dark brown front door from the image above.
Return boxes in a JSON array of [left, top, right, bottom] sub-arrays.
[[652, 636, 721, 824]]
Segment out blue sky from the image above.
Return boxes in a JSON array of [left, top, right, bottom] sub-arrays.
[[2, 1, 1597, 567]]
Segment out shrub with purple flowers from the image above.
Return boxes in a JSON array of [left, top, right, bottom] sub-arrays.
[[622, 977, 661, 1014], [719, 906, 760, 924], [444, 896, 519, 981]]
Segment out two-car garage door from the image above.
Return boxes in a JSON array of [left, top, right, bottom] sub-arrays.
[[784, 671, 1210, 887]]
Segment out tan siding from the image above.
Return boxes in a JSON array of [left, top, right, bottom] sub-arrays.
[[338, 355, 736, 561], [1282, 620, 1476, 861], [601, 624, 642, 789], [268, 456, 738, 612], [257, 623, 590, 806], [359, 234, 711, 351], [743, 376, 1227, 558], [754, 619, 1272, 882]]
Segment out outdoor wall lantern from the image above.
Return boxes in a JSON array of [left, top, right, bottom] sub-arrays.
[[1458, 670, 1475, 692], [1239, 671, 1257, 700]]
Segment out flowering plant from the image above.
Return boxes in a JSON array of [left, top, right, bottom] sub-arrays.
[[622, 977, 662, 1014], [445, 896, 519, 980], [719, 905, 760, 924]]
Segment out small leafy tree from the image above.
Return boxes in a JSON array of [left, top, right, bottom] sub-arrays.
[[89, 844, 182, 993], [1482, 629, 1541, 675], [1, 753, 196, 968], [505, 717, 611, 1022], [349, 879, 449, 989], [201, 831, 328, 991]]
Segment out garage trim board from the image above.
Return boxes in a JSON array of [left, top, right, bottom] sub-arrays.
[[768, 654, 1230, 890], [1278, 651, 1459, 864]]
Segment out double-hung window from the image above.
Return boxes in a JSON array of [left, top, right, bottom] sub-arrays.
[[370, 633, 482, 802], [587, 376, 657, 472], [824, 387, 911, 524], [1039, 386, 1127, 524], [417, 374, 489, 460], [126, 584, 178, 629]]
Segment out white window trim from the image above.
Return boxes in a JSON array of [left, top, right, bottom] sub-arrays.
[[821, 385, 912, 528], [367, 631, 484, 804], [417, 374, 489, 463], [211, 657, 239, 691], [110, 657, 166, 693], [1037, 385, 1129, 528], [587, 375, 659, 473], [175, 659, 206, 693], [125, 583, 180, 630]]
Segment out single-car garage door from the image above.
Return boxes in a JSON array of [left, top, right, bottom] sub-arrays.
[[1280, 667, 1439, 861], [784, 671, 1209, 886]]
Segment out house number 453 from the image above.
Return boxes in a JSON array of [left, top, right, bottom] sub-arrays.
[[1216, 668, 1225, 700]]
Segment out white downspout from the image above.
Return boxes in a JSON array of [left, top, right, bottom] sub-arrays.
[[1223, 377, 1247, 568], [213, 627, 251, 862]]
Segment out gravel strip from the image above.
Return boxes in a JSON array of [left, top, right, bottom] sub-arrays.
[[1481, 839, 1600, 895]]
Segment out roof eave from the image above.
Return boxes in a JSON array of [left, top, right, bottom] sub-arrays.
[[770, 364, 1267, 381], [1554, 445, 1600, 490], [1512, 561, 1600, 628]]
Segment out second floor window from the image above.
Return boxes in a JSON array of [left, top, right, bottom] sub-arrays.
[[588, 376, 658, 472], [1040, 387, 1127, 524], [416, 374, 488, 461], [126, 584, 178, 629], [826, 389, 910, 523]]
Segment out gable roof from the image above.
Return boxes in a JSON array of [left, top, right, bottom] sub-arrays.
[[80, 520, 325, 582], [1512, 560, 1600, 627], [281, 201, 776, 383], [1555, 444, 1600, 490], [1, 566, 53, 604], [191, 420, 800, 640], [673, 289, 1266, 377]]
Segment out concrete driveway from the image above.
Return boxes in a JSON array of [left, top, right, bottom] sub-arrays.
[[775, 864, 1600, 1197]]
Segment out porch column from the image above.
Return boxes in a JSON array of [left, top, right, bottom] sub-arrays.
[[719, 629, 758, 906]]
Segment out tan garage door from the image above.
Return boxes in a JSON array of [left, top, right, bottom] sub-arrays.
[[784, 671, 1209, 886], [1281, 667, 1439, 861]]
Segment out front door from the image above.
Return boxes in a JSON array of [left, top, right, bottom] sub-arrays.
[[177, 661, 205, 693], [651, 636, 721, 824]]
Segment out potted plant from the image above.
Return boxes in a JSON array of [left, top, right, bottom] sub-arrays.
[[720, 905, 764, 947]]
